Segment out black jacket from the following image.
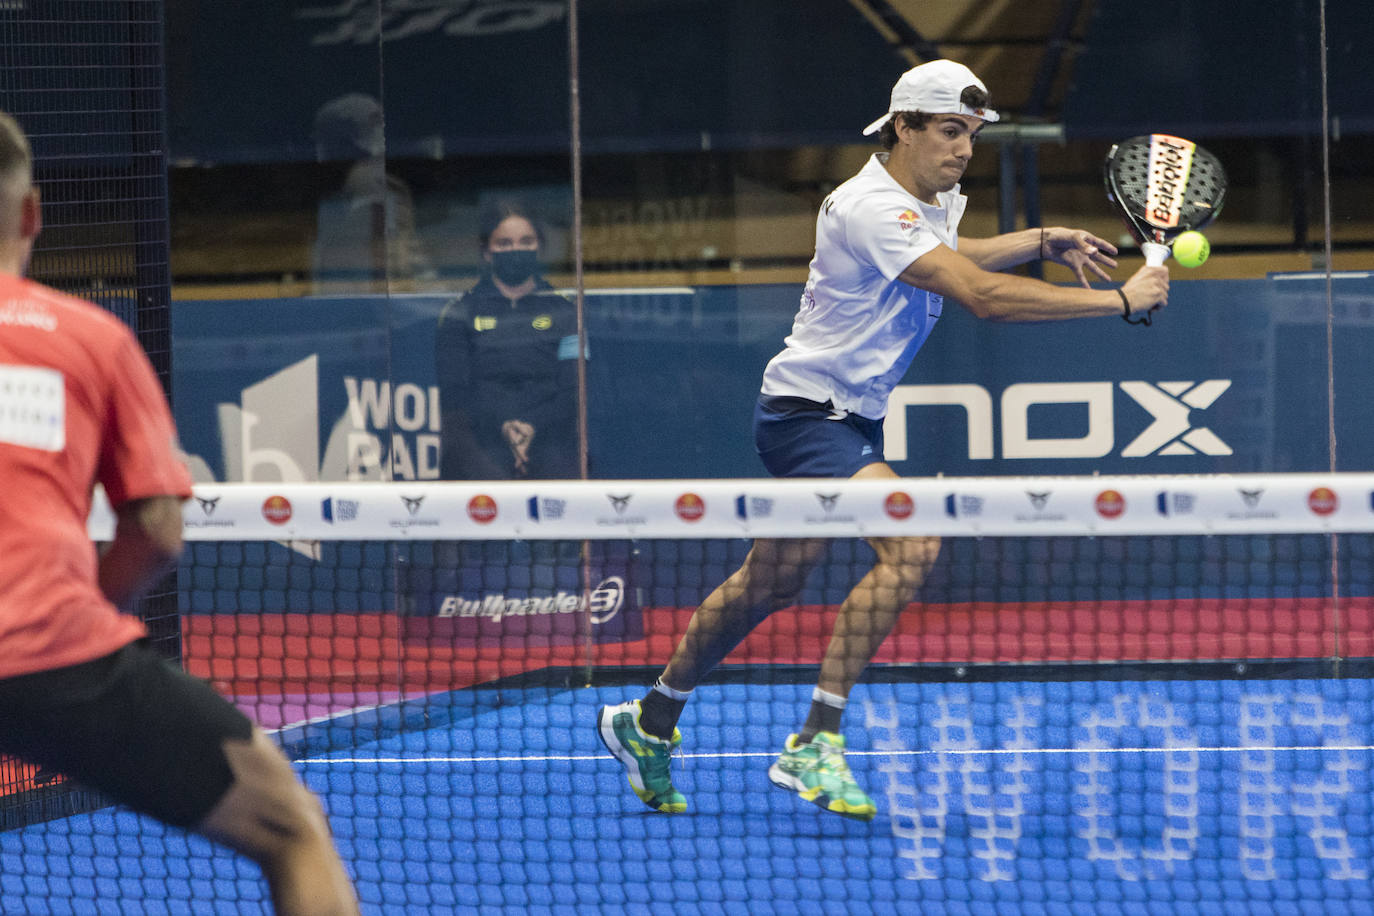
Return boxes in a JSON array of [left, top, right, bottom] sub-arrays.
[[434, 275, 581, 479]]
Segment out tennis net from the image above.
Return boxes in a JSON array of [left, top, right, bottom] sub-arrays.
[[3, 474, 1373, 913]]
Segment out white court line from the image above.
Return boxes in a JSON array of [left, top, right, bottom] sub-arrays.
[[299, 745, 1374, 766]]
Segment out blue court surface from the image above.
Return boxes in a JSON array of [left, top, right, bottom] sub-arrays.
[[3, 677, 1373, 915]]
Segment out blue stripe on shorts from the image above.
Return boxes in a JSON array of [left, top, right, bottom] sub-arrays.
[[753, 395, 885, 479]]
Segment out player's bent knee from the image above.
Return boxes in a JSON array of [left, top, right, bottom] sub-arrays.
[[197, 731, 334, 864]]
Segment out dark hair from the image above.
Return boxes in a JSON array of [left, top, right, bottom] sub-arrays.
[[960, 84, 991, 112], [878, 111, 933, 150], [477, 198, 545, 251], [877, 84, 993, 150]]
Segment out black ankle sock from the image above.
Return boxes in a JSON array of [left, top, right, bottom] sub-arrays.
[[798, 699, 844, 745], [638, 689, 685, 740]]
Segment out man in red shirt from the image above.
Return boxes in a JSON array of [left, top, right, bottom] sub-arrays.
[[0, 112, 358, 915]]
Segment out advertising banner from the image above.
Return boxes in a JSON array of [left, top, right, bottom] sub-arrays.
[[173, 276, 1374, 486], [396, 539, 642, 649]]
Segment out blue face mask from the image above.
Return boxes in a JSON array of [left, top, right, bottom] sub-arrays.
[[490, 249, 539, 286]]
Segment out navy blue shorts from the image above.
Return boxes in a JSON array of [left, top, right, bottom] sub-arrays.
[[754, 395, 885, 479]]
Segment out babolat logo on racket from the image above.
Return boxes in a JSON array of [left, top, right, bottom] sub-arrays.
[[1146, 134, 1195, 228]]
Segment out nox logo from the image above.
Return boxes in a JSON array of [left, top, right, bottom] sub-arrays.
[[1117, 381, 1231, 457], [401, 495, 425, 516], [885, 380, 1233, 461], [816, 493, 841, 512], [1239, 489, 1264, 508], [1027, 492, 1051, 511], [195, 495, 221, 516], [607, 494, 632, 514]]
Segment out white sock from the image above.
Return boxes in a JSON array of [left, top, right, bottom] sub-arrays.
[[653, 678, 693, 702], [812, 687, 847, 710]]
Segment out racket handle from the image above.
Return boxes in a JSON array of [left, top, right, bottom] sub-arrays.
[[1142, 241, 1170, 267]]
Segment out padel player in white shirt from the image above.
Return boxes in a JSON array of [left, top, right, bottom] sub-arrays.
[[761, 155, 964, 424], [600, 59, 1171, 822]]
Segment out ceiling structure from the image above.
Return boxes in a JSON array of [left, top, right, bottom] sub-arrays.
[[843, 0, 1095, 123]]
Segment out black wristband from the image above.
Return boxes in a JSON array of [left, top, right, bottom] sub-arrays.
[[1039, 226, 1046, 260], [1119, 288, 1151, 326]]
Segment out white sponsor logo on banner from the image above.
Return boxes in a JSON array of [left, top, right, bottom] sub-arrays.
[[885, 380, 1232, 461]]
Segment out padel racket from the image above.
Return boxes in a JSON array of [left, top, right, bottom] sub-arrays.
[[1103, 134, 1227, 266]]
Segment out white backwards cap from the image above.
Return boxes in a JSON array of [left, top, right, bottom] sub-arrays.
[[862, 59, 999, 136]]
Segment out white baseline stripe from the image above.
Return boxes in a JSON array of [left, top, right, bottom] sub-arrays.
[[299, 745, 1374, 766]]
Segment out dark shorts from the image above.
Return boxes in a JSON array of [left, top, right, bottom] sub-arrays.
[[0, 641, 255, 828], [754, 394, 885, 479]]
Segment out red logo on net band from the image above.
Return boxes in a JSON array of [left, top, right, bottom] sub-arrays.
[[884, 491, 914, 520], [262, 495, 292, 525], [1308, 487, 1338, 516], [675, 493, 705, 522], [468, 495, 498, 523], [1095, 490, 1126, 519]]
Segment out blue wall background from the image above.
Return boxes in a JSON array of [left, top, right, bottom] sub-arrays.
[[171, 275, 1374, 483]]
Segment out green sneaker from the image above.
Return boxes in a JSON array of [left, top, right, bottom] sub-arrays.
[[767, 731, 876, 821], [597, 700, 687, 814]]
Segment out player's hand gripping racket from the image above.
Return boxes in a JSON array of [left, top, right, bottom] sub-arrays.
[[1103, 134, 1227, 267]]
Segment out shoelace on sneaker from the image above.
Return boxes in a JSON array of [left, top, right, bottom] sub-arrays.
[[813, 740, 853, 776], [642, 736, 680, 788]]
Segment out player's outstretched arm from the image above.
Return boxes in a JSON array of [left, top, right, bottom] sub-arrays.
[[900, 243, 1167, 322], [959, 227, 1118, 285]]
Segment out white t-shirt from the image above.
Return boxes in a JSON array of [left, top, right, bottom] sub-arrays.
[[760, 152, 966, 420]]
